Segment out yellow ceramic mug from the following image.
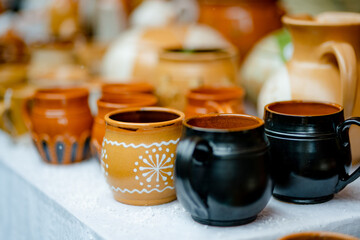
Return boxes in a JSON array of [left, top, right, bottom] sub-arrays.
[[102, 107, 184, 206]]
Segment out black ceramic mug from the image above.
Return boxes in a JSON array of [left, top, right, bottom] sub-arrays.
[[264, 100, 360, 204], [175, 114, 272, 226]]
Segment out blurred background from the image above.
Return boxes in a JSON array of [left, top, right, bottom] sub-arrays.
[[0, 0, 359, 136]]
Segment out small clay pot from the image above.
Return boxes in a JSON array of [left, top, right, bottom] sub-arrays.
[[279, 231, 359, 240], [101, 82, 154, 100], [102, 107, 184, 206], [91, 94, 158, 160], [184, 86, 245, 118], [23, 87, 93, 164]]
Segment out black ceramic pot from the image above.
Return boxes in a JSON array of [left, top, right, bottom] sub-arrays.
[[175, 114, 272, 226], [264, 100, 360, 204]]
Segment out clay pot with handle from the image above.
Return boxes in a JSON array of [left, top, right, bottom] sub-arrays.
[[258, 12, 360, 163]]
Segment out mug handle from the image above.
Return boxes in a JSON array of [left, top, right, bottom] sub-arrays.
[[205, 101, 235, 114], [335, 117, 360, 192], [318, 42, 357, 117], [175, 136, 212, 218], [22, 97, 34, 131]]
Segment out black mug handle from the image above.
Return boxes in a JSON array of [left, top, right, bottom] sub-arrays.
[[335, 117, 360, 192], [175, 136, 212, 218]]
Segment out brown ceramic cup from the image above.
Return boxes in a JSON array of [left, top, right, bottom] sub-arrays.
[[101, 82, 154, 101], [23, 87, 93, 164], [279, 231, 359, 240], [184, 86, 245, 118], [91, 94, 158, 160], [102, 107, 184, 206]]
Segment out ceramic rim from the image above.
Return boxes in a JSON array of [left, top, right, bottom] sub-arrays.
[[34, 87, 89, 100], [279, 231, 359, 240], [187, 86, 244, 101], [105, 107, 185, 129], [265, 100, 343, 117], [184, 113, 264, 132]]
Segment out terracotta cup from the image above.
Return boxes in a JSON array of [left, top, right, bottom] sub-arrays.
[[23, 87, 93, 164], [101, 82, 154, 101], [184, 86, 245, 118], [102, 107, 184, 206], [279, 231, 359, 240], [91, 94, 158, 160]]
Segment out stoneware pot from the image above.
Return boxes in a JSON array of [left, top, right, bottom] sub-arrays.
[[279, 231, 359, 240], [102, 107, 184, 206], [155, 48, 238, 110], [184, 86, 245, 118], [264, 100, 360, 204], [23, 87, 93, 164], [258, 12, 360, 164], [197, 0, 284, 63], [91, 94, 158, 160], [101, 82, 154, 100], [175, 114, 272, 226]]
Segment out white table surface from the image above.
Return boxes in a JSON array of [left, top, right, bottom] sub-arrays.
[[1, 130, 360, 240]]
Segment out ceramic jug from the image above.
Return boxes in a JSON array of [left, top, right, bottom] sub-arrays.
[[258, 12, 360, 163]]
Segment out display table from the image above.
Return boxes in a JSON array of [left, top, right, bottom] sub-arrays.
[[1, 131, 360, 240]]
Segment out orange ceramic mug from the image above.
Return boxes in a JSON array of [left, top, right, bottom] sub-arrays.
[[91, 94, 158, 160], [184, 86, 245, 118], [101, 107, 184, 205], [23, 87, 93, 164]]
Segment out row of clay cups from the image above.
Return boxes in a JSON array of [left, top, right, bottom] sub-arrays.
[[23, 83, 246, 164], [100, 100, 360, 228]]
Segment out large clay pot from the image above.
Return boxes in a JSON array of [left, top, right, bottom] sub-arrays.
[[258, 12, 360, 163], [155, 48, 238, 110], [24, 87, 93, 164], [197, 0, 284, 63]]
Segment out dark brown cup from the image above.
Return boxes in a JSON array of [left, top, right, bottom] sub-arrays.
[[264, 100, 360, 204]]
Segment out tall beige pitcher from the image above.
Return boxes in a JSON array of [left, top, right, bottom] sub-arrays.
[[258, 12, 360, 163]]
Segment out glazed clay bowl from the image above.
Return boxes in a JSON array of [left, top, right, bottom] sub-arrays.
[[184, 86, 245, 118], [91, 94, 158, 159], [23, 87, 93, 164], [102, 107, 184, 205], [279, 231, 359, 240]]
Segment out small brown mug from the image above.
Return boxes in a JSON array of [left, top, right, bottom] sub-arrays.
[[101, 82, 154, 101], [184, 86, 245, 118], [101, 107, 184, 206]]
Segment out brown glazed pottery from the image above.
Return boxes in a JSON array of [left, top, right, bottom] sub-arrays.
[[91, 94, 158, 160], [102, 107, 184, 206], [23, 87, 93, 164], [279, 231, 359, 240], [258, 12, 360, 163], [155, 48, 238, 111], [197, 0, 283, 62], [101, 82, 154, 100], [184, 86, 245, 118]]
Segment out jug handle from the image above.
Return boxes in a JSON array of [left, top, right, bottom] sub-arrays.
[[319, 42, 357, 117], [175, 136, 212, 218], [22, 97, 34, 131], [205, 101, 235, 114], [335, 117, 360, 192]]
